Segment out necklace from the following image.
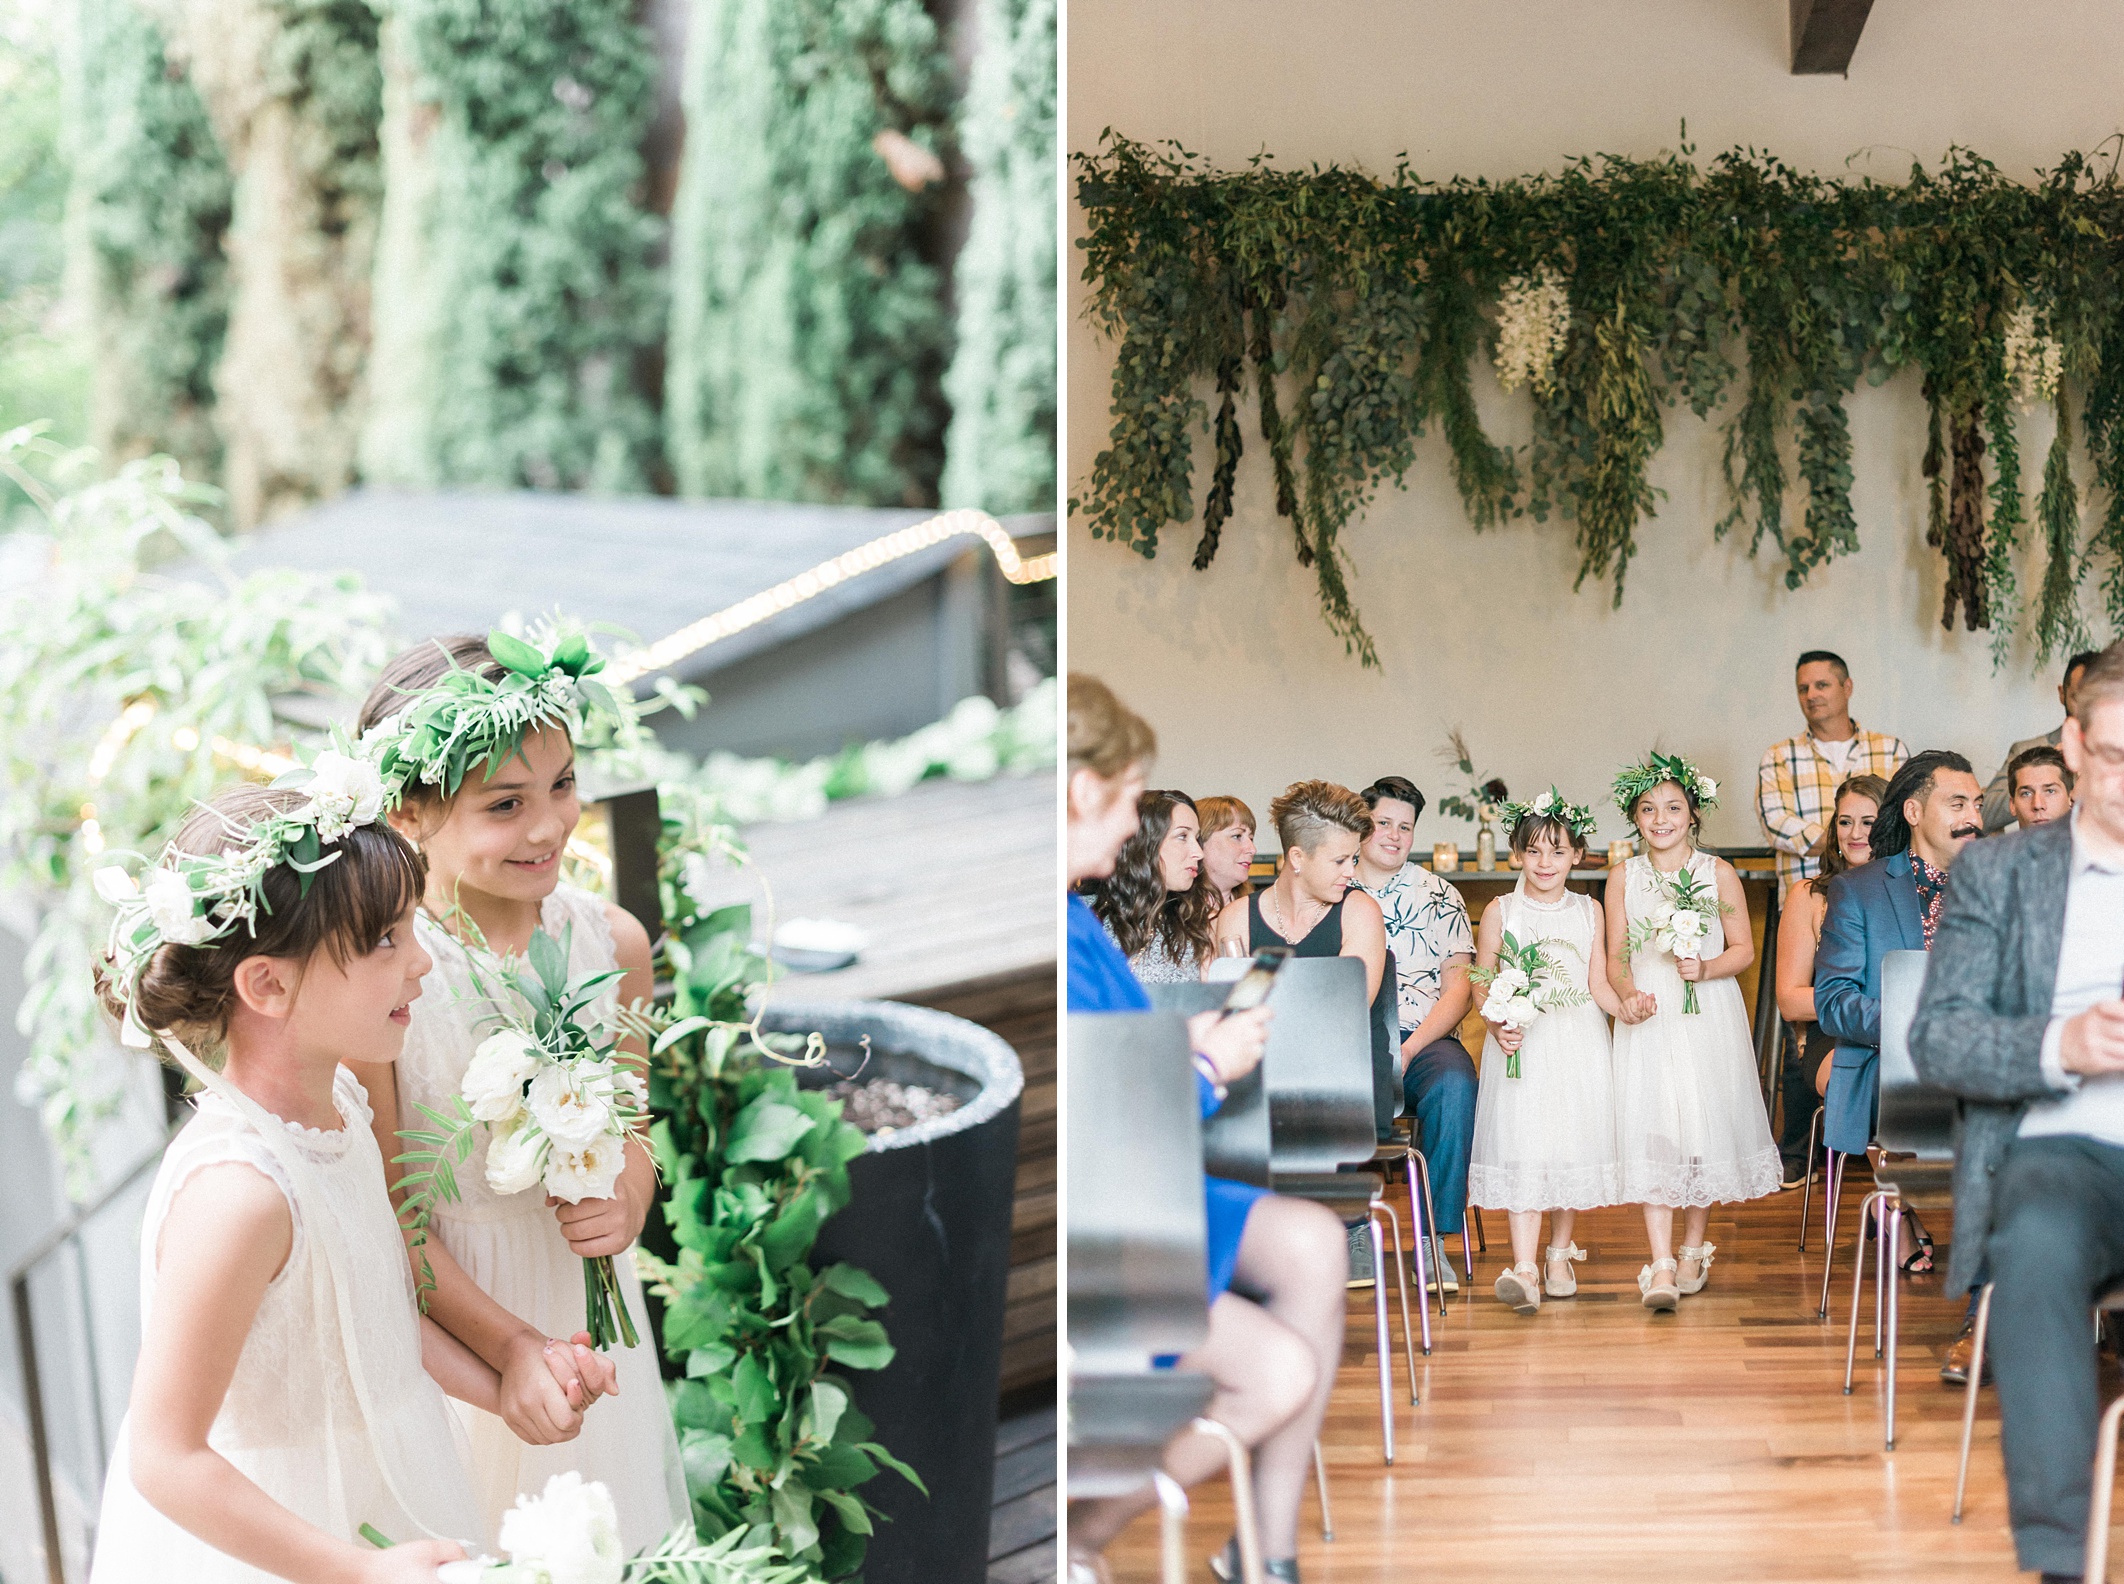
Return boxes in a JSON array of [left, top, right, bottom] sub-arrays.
[[1264, 882, 1329, 943]]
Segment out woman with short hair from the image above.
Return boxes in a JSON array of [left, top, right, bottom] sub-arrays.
[[1197, 795, 1259, 909]]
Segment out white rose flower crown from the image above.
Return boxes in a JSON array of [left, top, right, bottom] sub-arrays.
[[1609, 751, 1719, 818]]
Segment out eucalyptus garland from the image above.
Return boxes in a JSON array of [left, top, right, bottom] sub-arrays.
[[1074, 135, 2124, 667]]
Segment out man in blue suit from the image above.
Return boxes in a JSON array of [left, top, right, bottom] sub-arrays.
[[1816, 749, 1983, 1278]]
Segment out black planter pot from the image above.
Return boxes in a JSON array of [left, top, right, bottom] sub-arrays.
[[763, 999, 1024, 1584]]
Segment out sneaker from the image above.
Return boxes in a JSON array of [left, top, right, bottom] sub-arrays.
[[1346, 1221, 1375, 1289], [1414, 1237, 1461, 1295]]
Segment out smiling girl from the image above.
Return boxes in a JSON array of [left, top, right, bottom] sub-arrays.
[[1605, 755, 1781, 1312], [347, 632, 686, 1551], [1086, 788, 1219, 982]]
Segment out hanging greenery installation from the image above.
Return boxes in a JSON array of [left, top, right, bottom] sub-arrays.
[[1073, 135, 2124, 669]]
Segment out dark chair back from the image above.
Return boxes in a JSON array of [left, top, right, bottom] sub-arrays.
[[1877, 948, 1956, 1160], [1064, 1011, 1210, 1371], [1371, 948, 1400, 1141], [1147, 956, 1376, 1182]]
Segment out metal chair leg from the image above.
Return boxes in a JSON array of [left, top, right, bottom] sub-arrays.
[[1843, 1191, 1883, 1394], [1885, 1200, 1901, 1450], [1152, 1471, 1190, 1584], [1818, 1150, 1844, 1319], [1799, 1107, 1824, 1251], [1192, 1417, 1265, 1584], [2083, 1392, 2124, 1583], [1954, 1283, 1995, 1522], [1409, 1144, 1448, 1318], [1472, 1204, 1488, 1253], [1374, 1198, 1419, 1404], [1366, 1216, 1394, 1464], [1399, 1148, 1435, 1354], [1311, 1439, 1333, 1542], [1874, 1191, 1888, 1358]]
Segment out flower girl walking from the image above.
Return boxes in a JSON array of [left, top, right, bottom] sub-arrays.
[[1605, 754, 1780, 1311], [348, 628, 689, 1551], [88, 780, 487, 1581], [1467, 792, 1623, 1314]]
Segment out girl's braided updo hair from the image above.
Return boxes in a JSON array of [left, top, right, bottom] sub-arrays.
[[95, 784, 426, 1053]]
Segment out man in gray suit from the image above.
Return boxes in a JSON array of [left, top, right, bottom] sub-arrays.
[[1981, 648, 2099, 832], [1911, 642, 2124, 1583]]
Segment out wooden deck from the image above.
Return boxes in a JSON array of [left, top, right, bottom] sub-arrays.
[[992, 1399, 1059, 1584], [724, 772, 1059, 1395], [1106, 1187, 2039, 1582]]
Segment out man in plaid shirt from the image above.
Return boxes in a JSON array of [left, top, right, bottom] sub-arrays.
[[1757, 650, 1910, 900]]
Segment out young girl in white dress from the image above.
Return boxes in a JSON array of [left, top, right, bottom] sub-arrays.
[[1604, 755, 1781, 1312], [89, 781, 488, 1581], [349, 631, 689, 1551], [1467, 792, 1622, 1315]]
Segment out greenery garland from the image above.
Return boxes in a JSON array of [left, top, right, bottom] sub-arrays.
[[65, 0, 233, 483], [1073, 135, 2124, 668], [369, 0, 663, 491], [939, 0, 1057, 516], [665, 0, 953, 508]]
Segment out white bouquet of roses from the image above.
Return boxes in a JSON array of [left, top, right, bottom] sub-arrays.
[[1467, 931, 1587, 1077], [397, 926, 649, 1348], [1626, 865, 1726, 1014], [363, 1473, 806, 1583]]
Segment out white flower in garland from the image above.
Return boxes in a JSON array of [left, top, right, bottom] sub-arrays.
[[299, 749, 386, 842], [2002, 304, 2064, 406], [1494, 266, 1573, 396]]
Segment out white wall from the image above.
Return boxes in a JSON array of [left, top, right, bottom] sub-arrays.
[[1064, 0, 2124, 849]]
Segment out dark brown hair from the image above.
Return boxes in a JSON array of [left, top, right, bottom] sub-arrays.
[[1806, 774, 1889, 898], [96, 784, 426, 1051], [2008, 743, 2074, 795], [1508, 812, 1587, 858], [1085, 790, 1219, 966]]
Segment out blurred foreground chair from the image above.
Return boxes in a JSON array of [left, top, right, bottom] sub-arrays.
[[1839, 950, 1954, 1451], [1066, 1010, 1263, 1584]]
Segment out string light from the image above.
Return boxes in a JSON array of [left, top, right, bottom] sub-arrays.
[[604, 507, 1057, 685]]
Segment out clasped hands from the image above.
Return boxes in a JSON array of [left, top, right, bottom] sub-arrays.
[[2061, 999, 2124, 1078]]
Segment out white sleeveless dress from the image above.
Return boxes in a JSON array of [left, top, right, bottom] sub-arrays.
[[1467, 886, 1621, 1212], [1611, 853, 1781, 1207], [91, 1067, 482, 1581], [400, 883, 688, 1553]]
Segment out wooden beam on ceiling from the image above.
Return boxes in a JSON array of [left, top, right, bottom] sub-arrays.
[[1790, 0, 1875, 75]]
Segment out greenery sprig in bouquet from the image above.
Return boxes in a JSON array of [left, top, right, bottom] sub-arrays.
[[1625, 865, 1731, 1014], [395, 923, 650, 1348], [1467, 933, 1588, 1078]]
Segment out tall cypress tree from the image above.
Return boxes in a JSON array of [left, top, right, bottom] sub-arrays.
[[940, 0, 1055, 516], [666, 0, 952, 507]]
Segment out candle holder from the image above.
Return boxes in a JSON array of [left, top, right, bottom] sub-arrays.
[[1432, 843, 1459, 873], [1607, 839, 1635, 869]]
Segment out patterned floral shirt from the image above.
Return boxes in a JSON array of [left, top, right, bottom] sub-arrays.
[[1356, 863, 1474, 1036], [1910, 853, 1949, 949]]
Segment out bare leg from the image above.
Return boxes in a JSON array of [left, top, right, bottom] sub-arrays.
[[1545, 1210, 1578, 1289], [1068, 1196, 1344, 1562], [1507, 1209, 1543, 1270], [1643, 1203, 1675, 1265]]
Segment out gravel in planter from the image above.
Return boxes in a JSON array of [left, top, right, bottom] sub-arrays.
[[827, 1076, 964, 1137]]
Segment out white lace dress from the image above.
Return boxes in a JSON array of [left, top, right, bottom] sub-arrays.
[[1467, 886, 1621, 1212], [1611, 853, 1781, 1207], [91, 1068, 482, 1581], [400, 883, 687, 1554]]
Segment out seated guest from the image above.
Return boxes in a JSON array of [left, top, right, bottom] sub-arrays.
[[1983, 648, 2099, 832], [2008, 743, 2075, 831], [1084, 789, 1218, 983], [1817, 750, 1982, 1274], [1773, 773, 1887, 1181], [1066, 677, 1343, 1584], [1348, 775, 1476, 1295], [1909, 642, 2124, 1584], [1197, 795, 1259, 908]]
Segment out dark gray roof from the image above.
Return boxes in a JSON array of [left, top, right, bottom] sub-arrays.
[[221, 489, 1052, 681]]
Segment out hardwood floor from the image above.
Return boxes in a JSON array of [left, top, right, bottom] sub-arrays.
[[1103, 1186, 2059, 1582]]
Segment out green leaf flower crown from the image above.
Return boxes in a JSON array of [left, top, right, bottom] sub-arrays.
[[96, 750, 390, 1049], [363, 622, 632, 801], [1496, 786, 1597, 843], [1611, 751, 1720, 816]]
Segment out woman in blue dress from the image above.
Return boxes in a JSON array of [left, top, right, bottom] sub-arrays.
[[1064, 676, 1345, 1584]]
